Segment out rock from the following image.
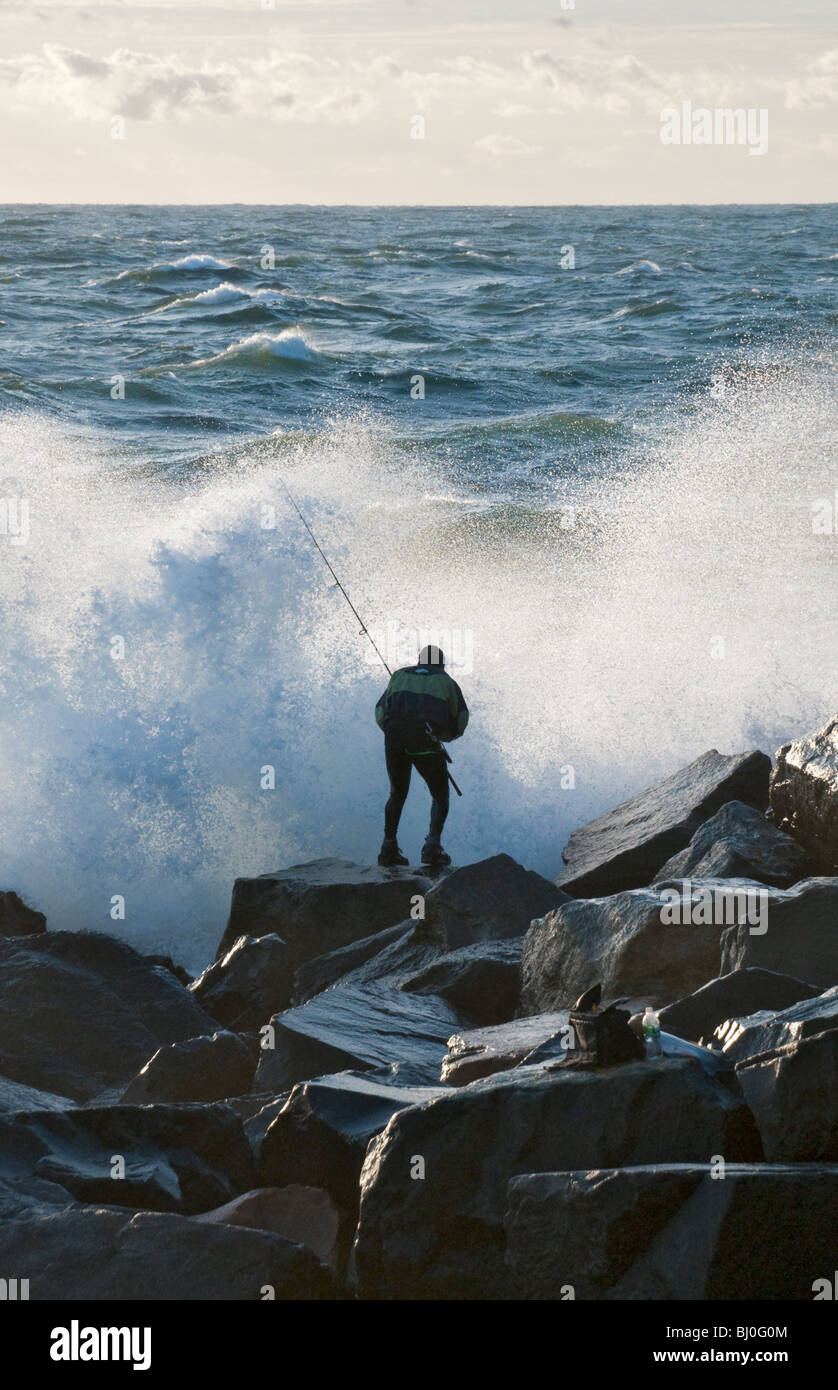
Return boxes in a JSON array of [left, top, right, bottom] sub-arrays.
[[120, 1031, 257, 1104], [260, 1065, 446, 1258], [332, 922, 441, 989], [216, 859, 433, 965], [194, 1185, 341, 1271], [770, 716, 838, 872], [293, 922, 412, 1003], [653, 800, 809, 888], [0, 1102, 255, 1215], [659, 967, 821, 1043], [401, 939, 522, 1026], [0, 890, 46, 937], [441, 1012, 570, 1086], [191, 934, 294, 1029], [720, 876, 838, 988], [0, 1076, 78, 1113], [735, 1029, 838, 1161], [520, 880, 746, 1014], [143, 953, 192, 987], [505, 1164, 838, 1299], [353, 1057, 761, 1299], [714, 986, 838, 1064], [254, 982, 462, 1093], [0, 932, 219, 1102], [0, 1202, 339, 1299], [421, 854, 567, 949], [557, 749, 771, 897]]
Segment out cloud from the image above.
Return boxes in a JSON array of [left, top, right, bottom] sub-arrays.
[[776, 49, 838, 110], [474, 132, 539, 157]]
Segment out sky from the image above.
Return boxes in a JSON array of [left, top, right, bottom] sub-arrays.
[[0, 0, 836, 203]]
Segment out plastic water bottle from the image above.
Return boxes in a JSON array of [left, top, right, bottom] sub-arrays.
[[643, 1006, 662, 1059]]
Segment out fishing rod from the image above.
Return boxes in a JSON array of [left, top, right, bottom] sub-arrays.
[[277, 473, 462, 796]]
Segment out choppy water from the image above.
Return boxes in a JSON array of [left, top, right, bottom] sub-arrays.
[[1, 204, 837, 970]]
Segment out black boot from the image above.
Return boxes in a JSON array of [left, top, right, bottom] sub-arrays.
[[378, 837, 409, 867], [421, 835, 451, 867]]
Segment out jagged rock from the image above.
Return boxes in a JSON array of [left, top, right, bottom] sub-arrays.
[[557, 749, 771, 897], [254, 982, 462, 1092], [0, 1076, 78, 1113], [0, 932, 218, 1101], [0, 891, 46, 937], [401, 939, 522, 1026], [504, 1164, 838, 1300], [194, 1185, 341, 1271], [120, 1031, 257, 1104], [353, 1057, 761, 1299], [659, 967, 821, 1043], [654, 800, 809, 888], [293, 922, 412, 1003], [331, 922, 440, 988], [260, 1065, 445, 1257], [191, 934, 294, 1029], [420, 854, 567, 949], [520, 880, 750, 1014], [441, 1012, 570, 1086], [144, 953, 193, 987], [720, 876, 838, 988], [715, 986, 838, 1063], [0, 1201, 339, 1299], [0, 1103, 254, 1215], [735, 1029, 838, 1161], [770, 716, 838, 872], [216, 859, 433, 964]]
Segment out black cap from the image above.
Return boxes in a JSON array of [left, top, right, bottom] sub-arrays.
[[418, 645, 445, 667]]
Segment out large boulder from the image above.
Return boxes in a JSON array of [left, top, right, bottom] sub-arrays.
[[658, 967, 821, 1043], [0, 932, 218, 1101], [441, 1012, 570, 1086], [505, 1164, 838, 1300], [401, 939, 522, 1026], [735, 1029, 838, 1161], [520, 880, 749, 1014], [653, 800, 809, 888], [194, 1185, 341, 1271], [557, 749, 770, 897], [353, 1057, 761, 1300], [770, 716, 838, 872], [120, 1031, 257, 1104], [0, 1200, 338, 1299], [253, 981, 463, 1092], [0, 1102, 255, 1215], [0, 1077, 78, 1113], [0, 891, 46, 937], [191, 934, 294, 1029], [293, 922, 413, 1003], [720, 876, 838, 988], [715, 986, 838, 1064], [419, 855, 567, 949], [215, 859, 433, 964]]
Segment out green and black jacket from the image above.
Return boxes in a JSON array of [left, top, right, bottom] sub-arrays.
[[375, 665, 469, 744]]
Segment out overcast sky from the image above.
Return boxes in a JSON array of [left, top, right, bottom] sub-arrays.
[[0, 0, 836, 203]]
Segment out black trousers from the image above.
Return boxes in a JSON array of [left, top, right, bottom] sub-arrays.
[[384, 733, 450, 840]]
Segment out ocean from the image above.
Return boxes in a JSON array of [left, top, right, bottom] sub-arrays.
[[1, 203, 836, 971]]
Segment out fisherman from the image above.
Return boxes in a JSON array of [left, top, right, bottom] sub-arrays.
[[375, 645, 469, 867]]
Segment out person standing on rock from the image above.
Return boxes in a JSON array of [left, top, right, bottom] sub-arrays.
[[375, 645, 469, 868]]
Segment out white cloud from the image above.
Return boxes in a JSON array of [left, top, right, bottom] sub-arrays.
[[474, 132, 539, 157]]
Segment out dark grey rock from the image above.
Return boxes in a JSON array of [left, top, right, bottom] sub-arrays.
[[216, 858, 433, 965], [0, 1102, 255, 1215], [120, 1031, 257, 1104], [659, 967, 821, 1043], [353, 1057, 761, 1299], [715, 986, 838, 1063], [735, 1029, 838, 1161], [770, 716, 838, 872], [557, 749, 771, 897], [253, 981, 463, 1093], [654, 800, 809, 888], [0, 1202, 339, 1299], [505, 1164, 838, 1300], [0, 1076, 78, 1113], [421, 854, 567, 950], [293, 922, 412, 1003], [401, 939, 522, 1026], [0, 932, 218, 1101], [191, 933, 294, 1029], [720, 876, 838, 988], [441, 1012, 570, 1085], [0, 891, 46, 937]]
